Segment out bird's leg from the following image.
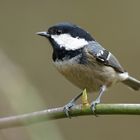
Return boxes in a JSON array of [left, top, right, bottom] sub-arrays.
[[63, 92, 83, 118], [90, 85, 106, 112]]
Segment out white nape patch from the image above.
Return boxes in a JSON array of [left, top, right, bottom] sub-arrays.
[[118, 72, 129, 81], [51, 34, 88, 50]]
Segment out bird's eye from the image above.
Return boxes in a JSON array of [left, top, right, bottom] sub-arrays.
[[56, 30, 62, 35]]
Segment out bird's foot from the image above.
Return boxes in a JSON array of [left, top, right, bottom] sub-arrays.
[[90, 85, 106, 115], [90, 98, 100, 112], [63, 92, 83, 118], [63, 101, 75, 118]]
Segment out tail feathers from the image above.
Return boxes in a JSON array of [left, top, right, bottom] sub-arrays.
[[122, 76, 140, 91]]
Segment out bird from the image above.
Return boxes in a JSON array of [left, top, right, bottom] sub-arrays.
[[37, 22, 140, 117]]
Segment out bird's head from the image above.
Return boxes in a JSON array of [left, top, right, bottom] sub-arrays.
[[37, 22, 95, 51]]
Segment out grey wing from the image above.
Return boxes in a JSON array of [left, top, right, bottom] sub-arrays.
[[85, 41, 125, 73]]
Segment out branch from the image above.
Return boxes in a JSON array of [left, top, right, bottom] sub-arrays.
[[0, 104, 140, 129]]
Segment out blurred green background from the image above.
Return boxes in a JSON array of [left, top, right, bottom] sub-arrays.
[[0, 0, 140, 140]]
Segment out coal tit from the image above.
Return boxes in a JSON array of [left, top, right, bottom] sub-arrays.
[[37, 22, 140, 117]]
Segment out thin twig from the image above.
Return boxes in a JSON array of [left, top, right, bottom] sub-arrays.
[[0, 104, 140, 129]]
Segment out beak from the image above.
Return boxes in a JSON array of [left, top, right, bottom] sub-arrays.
[[36, 31, 50, 37]]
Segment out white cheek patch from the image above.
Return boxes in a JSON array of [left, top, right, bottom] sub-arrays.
[[51, 34, 88, 50]]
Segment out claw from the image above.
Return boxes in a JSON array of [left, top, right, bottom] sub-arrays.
[[63, 102, 75, 118], [63, 92, 83, 118], [90, 99, 100, 112], [90, 85, 107, 114]]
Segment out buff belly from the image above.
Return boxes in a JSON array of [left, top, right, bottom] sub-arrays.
[[54, 60, 120, 93]]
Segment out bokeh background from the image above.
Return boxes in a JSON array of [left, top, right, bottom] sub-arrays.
[[0, 0, 140, 140]]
